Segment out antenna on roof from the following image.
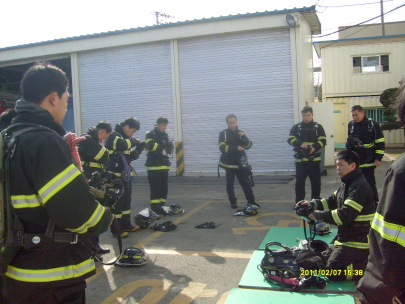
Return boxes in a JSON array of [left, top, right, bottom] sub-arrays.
[[151, 11, 174, 25]]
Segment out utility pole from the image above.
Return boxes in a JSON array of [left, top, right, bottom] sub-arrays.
[[380, 0, 385, 36]]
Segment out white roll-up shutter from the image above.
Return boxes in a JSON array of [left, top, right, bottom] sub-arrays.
[[178, 29, 295, 173], [78, 42, 175, 173]]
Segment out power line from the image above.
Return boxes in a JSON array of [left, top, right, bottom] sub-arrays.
[[314, 2, 405, 38], [318, 0, 394, 8]]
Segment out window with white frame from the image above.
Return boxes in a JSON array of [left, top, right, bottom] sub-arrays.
[[353, 55, 389, 73], [364, 108, 386, 124]]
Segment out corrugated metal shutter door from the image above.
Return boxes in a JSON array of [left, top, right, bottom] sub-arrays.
[[78, 42, 175, 173], [178, 29, 295, 173]]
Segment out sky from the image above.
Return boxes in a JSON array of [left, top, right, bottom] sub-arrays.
[[1, 0, 404, 62]]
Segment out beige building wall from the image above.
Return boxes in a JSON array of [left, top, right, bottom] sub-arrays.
[[338, 21, 405, 39]]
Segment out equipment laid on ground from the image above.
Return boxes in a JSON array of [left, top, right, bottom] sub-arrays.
[[234, 204, 259, 216], [310, 220, 332, 236], [151, 221, 177, 232], [168, 204, 185, 216], [115, 247, 148, 266], [135, 208, 160, 228], [194, 221, 222, 229]]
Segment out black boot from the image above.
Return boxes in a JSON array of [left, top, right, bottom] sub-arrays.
[[110, 217, 129, 238], [122, 214, 139, 232], [230, 199, 237, 209], [151, 204, 168, 216]]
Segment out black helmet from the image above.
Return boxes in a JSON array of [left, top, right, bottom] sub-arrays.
[[115, 247, 148, 266], [243, 204, 259, 216], [168, 204, 185, 216], [134, 208, 160, 228], [310, 220, 332, 236], [309, 239, 329, 253]]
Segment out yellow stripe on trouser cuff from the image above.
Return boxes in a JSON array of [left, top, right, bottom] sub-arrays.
[[147, 166, 170, 170], [94, 147, 107, 161], [372, 212, 405, 248], [11, 194, 41, 209], [321, 198, 328, 210], [122, 210, 131, 215], [375, 138, 385, 143], [219, 162, 239, 169], [375, 150, 384, 154], [332, 210, 343, 225], [334, 240, 369, 249], [151, 199, 161, 204], [39, 164, 81, 204], [6, 258, 95, 282], [115, 214, 122, 218], [344, 199, 363, 212], [67, 204, 105, 234], [161, 198, 166, 203], [346, 264, 353, 281]]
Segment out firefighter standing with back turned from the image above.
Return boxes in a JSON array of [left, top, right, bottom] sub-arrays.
[[144, 117, 174, 216], [77, 120, 112, 257], [105, 117, 144, 238], [288, 106, 327, 203], [1, 64, 112, 303]]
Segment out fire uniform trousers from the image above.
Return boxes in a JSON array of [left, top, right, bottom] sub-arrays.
[[77, 126, 109, 180], [144, 127, 173, 214], [288, 121, 327, 203], [346, 117, 385, 203], [312, 168, 375, 281], [105, 123, 141, 232], [218, 128, 255, 205], [77, 127, 109, 248], [2, 100, 112, 304], [357, 153, 405, 304]]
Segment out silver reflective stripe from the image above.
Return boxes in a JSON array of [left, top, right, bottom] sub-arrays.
[[372, 213, 405, 248], [344, 199, 363, 212], [334, 240, 369, 249], [94, 147, 106, 161], [67, 204, 105, 234], [321, 198, 328, 210], [332, 210, 343, 225], [39, 164, 81, 204], [11, 194, 41, 209], [355, 213, 375, 221]]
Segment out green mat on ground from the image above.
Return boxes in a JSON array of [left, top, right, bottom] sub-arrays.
[[239, 251, 356, 294], [258, 226, 337, 250], [224, 288, 355, 304]]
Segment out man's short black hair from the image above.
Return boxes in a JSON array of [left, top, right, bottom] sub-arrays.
[[156, 116, 169, 124], [397, 79, 405, 126], [21, 63, 69, 105], [336, 150, 360, 168], [351, 105, 364, 112], [226, 114, 237, 123], [122, 117, 140, 130], [301, 107, 313, 114], [96, 120, 112, 133]]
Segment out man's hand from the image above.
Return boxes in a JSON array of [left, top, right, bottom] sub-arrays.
[[237, 146, 245, 151], [374, 160, 381, 167], [310, 147, 315, 155], [110, 214, 115, 226], [239, 132, 245, 136], [301, 143, 308, 149]]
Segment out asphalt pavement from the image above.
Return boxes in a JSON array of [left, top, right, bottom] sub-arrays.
[[86, 156, 397, 304]]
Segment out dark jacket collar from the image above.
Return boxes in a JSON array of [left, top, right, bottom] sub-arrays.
[[114, 123, 128, 139], [341, 167, 363, 184], [13, 98, 66, 136], [86, 127, 99, 141], [227, 127, 239, 133]]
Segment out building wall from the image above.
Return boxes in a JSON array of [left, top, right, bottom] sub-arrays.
[[338, 22, 405, 39], [322, 40, 405, 97]]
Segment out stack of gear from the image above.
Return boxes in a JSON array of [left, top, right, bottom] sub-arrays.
[[134, 208, 160, 228], [194, 221, 222, 229], [151, 221, 177, 232], [115, 247, 148, 266], [234, 204, 259, 216], [168, 204, 185, 216], [88, 171, 124, 209], [295, 239, 330, 271]]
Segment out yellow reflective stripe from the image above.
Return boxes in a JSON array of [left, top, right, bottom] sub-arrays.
[[290, 138, 297, 145], [313, 157, 321, 161], [333, 191, 337, 197], [344, 199, 363, 212], [360, 163, 375, 168], [108, 150, 115, 154], [125, 139, 131, 149], [147, 166, 170, 171], [113, 171, 134, 176], [39, 164, 81, 204], [375, 150, 384, 154], [94, 147, 107, 161], [219, 162, 239, 169], [6, 258, 95, 282], [334, 240, 369, 249], [244, 141, 252, 149], [332, 210, 343, 225], [219, 142, 226, 147], [374, 138, 385, 143], [362, 142, 375, 148], [225, 145, 229, 153], [321, 198, 328, 210], [115, 214, 122, 218], [346, 264, 353, 281], [145, 138, 153, 143], [295, 159, 303, 162], [151, 143, 158, 152], [113, 137, 119, 150], [372, 212, 405, 248], [161, 198, 167, 203], [355, 213, 375, 221], [318, 136, 327, 140], [80, 161, 106, 168], [67, 204, 105, 234], [304, 142, 314, 145], [122, 210, 131, 215], [151, 199, 161, 204], [288, 136, 296, 139], [317, 141, 324, 147], [11, 194, 41, 209]]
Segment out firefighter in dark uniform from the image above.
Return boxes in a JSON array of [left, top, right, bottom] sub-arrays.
[[218, 114, 258, 209], [357, 83, 405, 304], [288, 106, 327, 203], [298, 150, 375, 281], [2, 64, 112, 303], [144, 117, 174, 216], [346, 105, 385, 204], [105, 117, 144, 238], [77, 120, 112, 256]]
